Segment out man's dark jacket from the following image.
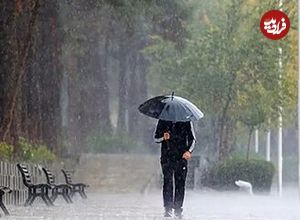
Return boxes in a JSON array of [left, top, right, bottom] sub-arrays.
[[154, 120, 196, 163]]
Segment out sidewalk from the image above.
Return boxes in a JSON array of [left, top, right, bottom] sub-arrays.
[[4, 189, 300, 220]]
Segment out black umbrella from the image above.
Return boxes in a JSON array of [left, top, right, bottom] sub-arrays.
[[138, 93, 204, 122]]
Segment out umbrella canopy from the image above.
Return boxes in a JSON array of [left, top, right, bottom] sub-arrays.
[[138, 94, 204, 122]]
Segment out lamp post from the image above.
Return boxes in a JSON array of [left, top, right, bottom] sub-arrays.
[[278, 0, 283, 197], [278, 47, 283, 197], [266, 119, 271, 162], [255, 129, 259, 153], [298, 0, 300, 199]]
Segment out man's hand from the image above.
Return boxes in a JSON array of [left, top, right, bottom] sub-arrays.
[[182, 151, 192, 160], [163, 132, 170, 140]]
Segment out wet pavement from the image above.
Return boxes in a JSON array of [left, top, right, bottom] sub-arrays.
[[3, 189, 300, 220]]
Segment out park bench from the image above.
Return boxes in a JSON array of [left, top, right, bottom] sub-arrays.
[[0, 186, 11, 216], [17, 164, 53, 206], [61, 169, 88, 199], [42, 167, 72, 203]]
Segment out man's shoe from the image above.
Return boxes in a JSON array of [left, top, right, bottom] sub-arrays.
[[164, 208, 172, 217], [174, 208, 183, 219]]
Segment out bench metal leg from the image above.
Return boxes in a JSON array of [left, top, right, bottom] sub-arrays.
[[79, 186, 87, 199], [45, 187, 54, 206], [28, 195, 36, 206], [79, 190, 87, 199], [66, 193, 73, 203], [0, 201, 9, 215], [64, 188, 73, 203], [0, 194, 9, 216], [62, 193, 71, 203], [50, 193, 58, 203], [46, 194, 54, 206], [50, 188, 58, 202], [42, 194, 54, 206], [42, 194, 50, 206], [25, 194, 34, 206]]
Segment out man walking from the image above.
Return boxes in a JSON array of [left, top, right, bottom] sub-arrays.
[[154, 119, 196, 218]]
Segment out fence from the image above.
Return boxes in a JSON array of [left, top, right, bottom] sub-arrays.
[[0, 161, 65, 206]]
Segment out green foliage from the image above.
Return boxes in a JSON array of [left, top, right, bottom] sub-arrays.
[[17, 137, 56, 163], [0, 142, 13, 161], [87, 132, 145, 153], [230, 149, 264, 161], [205, 158, 275, 193], [145, 0, 297, 159], [146, 0, 290, 121]]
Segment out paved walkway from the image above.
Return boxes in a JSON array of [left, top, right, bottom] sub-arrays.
[[4, 189, 300, 220]]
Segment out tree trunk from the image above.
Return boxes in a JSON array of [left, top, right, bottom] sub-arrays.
[[0, 0, 40, 143], [128, 50, 138, 137], [39, 0, 62, 153], [0, 0, 15, 126], [117, 39, 128, 132], [99, 33, 112, 134], [218, 72, 237, 160], [138, 54, 153, 150]]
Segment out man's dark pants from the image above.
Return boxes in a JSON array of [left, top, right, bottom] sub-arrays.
[[161, 159, 187, 210]]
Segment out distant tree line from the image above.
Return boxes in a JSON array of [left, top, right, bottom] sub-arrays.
[[0, 0, 190, 157], [2, 0, 295, 161]]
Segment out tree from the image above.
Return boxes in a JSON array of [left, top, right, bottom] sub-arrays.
[[145, 0, 297, 160]]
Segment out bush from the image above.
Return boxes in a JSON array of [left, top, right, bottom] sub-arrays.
[[87, 132, 145, 153], [231, 149, 264, 161], [205, 158, 275, 193], [17, 137, 56, 163], [0, 142, 13, 161]]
